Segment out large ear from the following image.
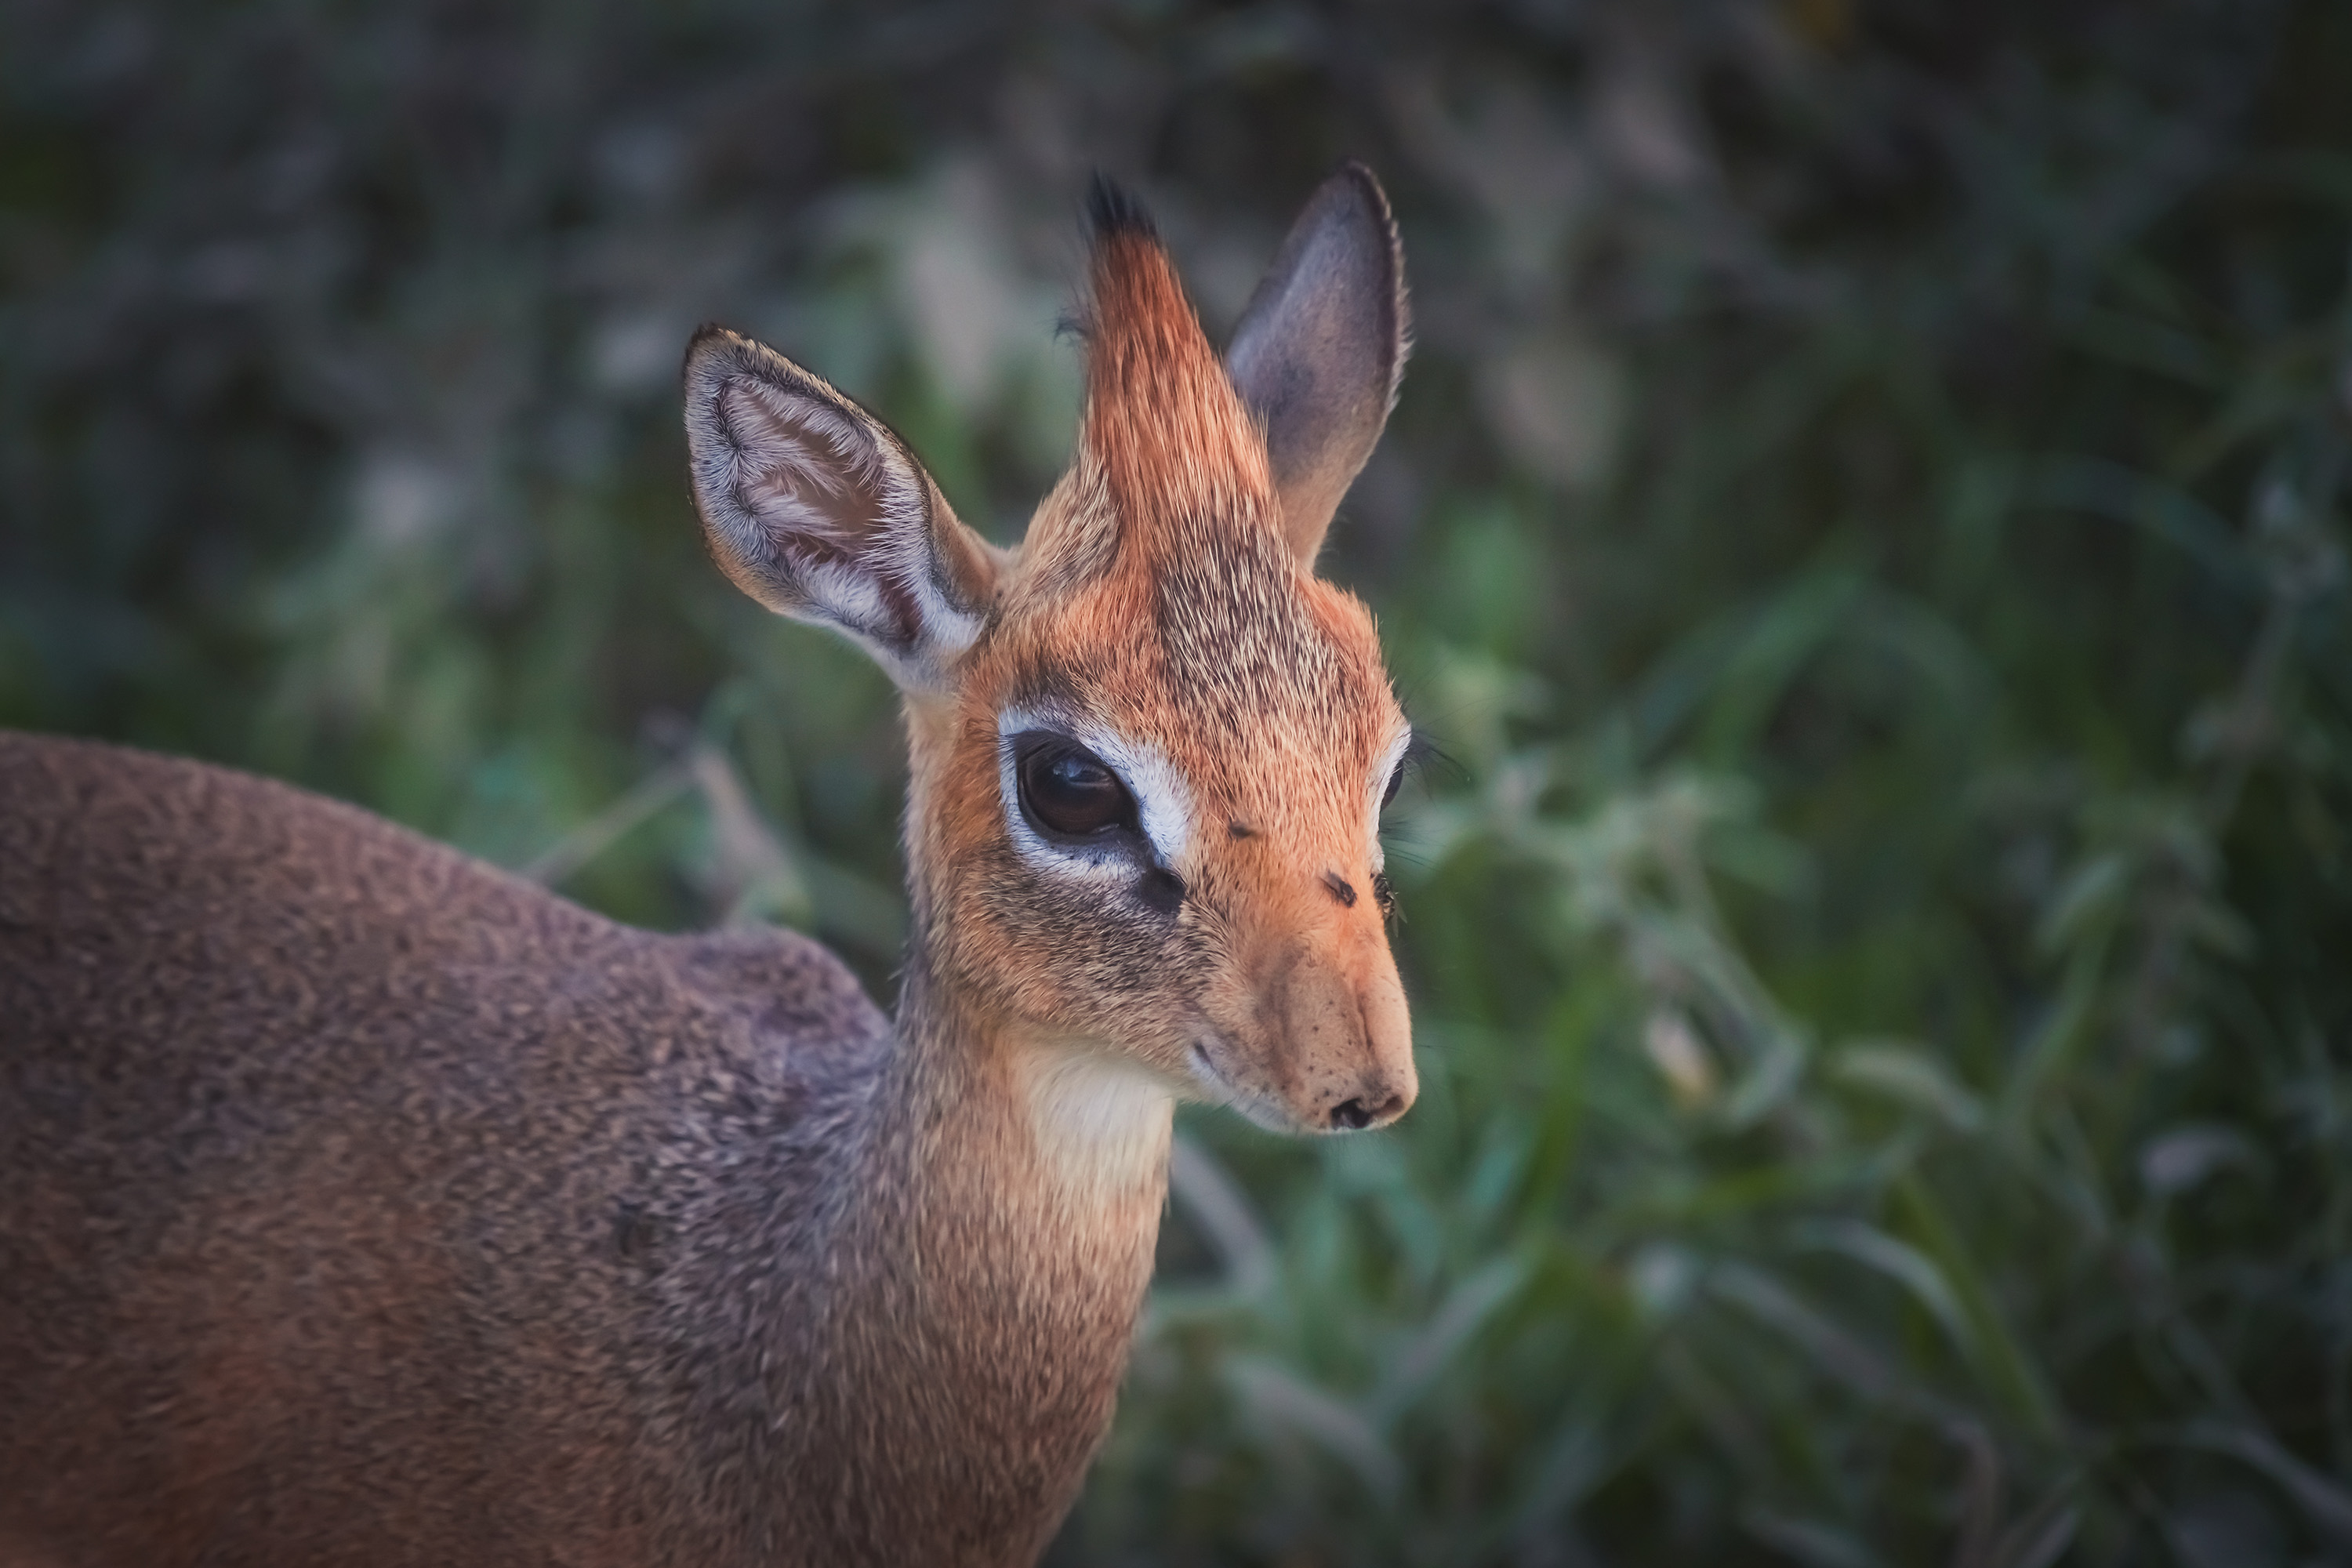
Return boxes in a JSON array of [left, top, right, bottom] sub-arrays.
[[683, 325, 998, 691], [1224, 162, 1410, 565]]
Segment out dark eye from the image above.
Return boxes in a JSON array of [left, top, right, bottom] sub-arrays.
[[1016, 735, 1139, 840]]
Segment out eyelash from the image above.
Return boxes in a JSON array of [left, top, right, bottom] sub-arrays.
[[1392, 730, 1454, 807]]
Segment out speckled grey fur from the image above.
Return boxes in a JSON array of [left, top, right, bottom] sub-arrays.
[[0, 734, 1010, 1566]]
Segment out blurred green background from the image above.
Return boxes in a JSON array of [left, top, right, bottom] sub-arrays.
[[5, 2, 2351, 1563]]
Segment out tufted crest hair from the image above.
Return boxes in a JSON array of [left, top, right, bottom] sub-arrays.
[[1067, 180, 1279, 563], [1042, 166, 1410, 578]]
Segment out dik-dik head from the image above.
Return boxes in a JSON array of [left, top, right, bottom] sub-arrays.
[[684, 167, 1414, 1135]]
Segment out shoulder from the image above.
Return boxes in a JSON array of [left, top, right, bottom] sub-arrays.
[[660, 924, 892, 1065]]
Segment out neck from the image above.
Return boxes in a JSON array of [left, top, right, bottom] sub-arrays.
[[871, 956, 1175, 1262], [783, 949, 1174, 1563]]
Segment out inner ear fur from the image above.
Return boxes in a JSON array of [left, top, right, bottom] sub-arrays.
[[682, 325, 996, 687], [1224, 162, 1410, 567]]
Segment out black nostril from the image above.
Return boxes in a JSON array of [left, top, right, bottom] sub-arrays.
[[1330, 1097, 1373, 1131]]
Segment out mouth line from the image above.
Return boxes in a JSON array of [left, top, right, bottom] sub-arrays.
[[1187, 1037, 1232, 1100], [1188, 1035, 1309, 1134]]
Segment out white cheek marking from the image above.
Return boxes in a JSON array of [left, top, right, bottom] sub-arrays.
[[1099, 736, 1192, 868], [997, 705, 1196, 876], [1366, 722, 1413, 873]]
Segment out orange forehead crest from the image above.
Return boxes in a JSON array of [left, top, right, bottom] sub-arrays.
[[1080, 187, 1275, 547]]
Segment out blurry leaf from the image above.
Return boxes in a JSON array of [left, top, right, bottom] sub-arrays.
[[1461, 1117, 1535, 1229], [2067, 307, 2224, 388], [2139, 1123, 2262, 1198], [2024, 456, 2264, 597], [690, 746, 811, 928], [1989, 1494, 2080, 1568], [1738, 1507, 1880, 1568], [1893, 1178, 2063, 1439], [1168, 1135, 1275, 1299], [1477, 331, 1624, 490], [2175, 1420, 2352, 1545], [1627, 1242, 1702, 1322], [1848, 588, 1991, 722], [1700, 820, 1813, 899], [1644, 1008, 1718, 1106], [1999, 943, 2107, 1127], [2181, 898, 2256, 960], [1708, 1261, 1897, 1404], [1422, 647, 1552, 773], [1657, 1338, 1771, 1479], [1432, 503, 1548, 659], [1629, 566, 1867, 765], [2165, 1487, 2288, 1568], [1703, 566, 1868, 764], [1508, 1410, 1619, 1545], [1790, 1218, 1974, 1359], [1370, 1253, 1530, 1425], [1946, 1421, 2002, 1568], [520, 761, 692, 887], [1624, 1150, 1896, 1228], [889, 159, 1031, 416], [1828, 1040, 1984, 1132], [798, 855, 908, 960], [1226, 1355, 1403, 1501], [2034, 851, 2129, 955], [1718, 1033, 1808, 1131]]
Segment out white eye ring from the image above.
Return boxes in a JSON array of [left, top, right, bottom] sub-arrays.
[[1366, 724, 1412, 871], [997, 706, 1194, 877]]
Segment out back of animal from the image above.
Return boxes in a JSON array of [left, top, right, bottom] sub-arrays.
[[0, 735, 887, 1565]]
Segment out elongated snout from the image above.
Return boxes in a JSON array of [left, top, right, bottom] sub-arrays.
[[1247, 918, 1416, 1134]]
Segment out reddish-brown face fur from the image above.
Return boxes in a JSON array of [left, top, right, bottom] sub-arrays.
[[906, 227, 1416, 1134]]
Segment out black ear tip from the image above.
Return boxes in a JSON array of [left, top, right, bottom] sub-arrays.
[[1086, 173, 1158, 241], [1322, 161, 1396, 230], [1320, 162, 1406, 342], [681, 322, 737, 387]]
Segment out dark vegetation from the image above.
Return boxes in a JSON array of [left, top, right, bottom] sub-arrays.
[[5, 2, 2350, 1563]]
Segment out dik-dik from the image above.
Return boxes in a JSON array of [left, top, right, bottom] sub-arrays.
[[0, 165, 1417, 1567]]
